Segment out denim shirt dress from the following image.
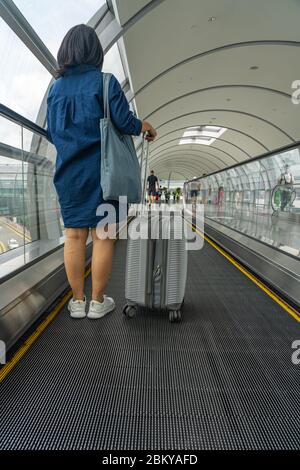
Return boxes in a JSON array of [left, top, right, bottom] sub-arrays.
[[46, 64, 142, 228]]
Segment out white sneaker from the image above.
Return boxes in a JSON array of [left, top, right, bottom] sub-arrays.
[[87, 295, 115, 319], [68, 296, 86, 318]]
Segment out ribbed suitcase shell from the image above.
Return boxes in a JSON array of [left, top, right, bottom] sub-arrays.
[[125, 212, 187, 311]]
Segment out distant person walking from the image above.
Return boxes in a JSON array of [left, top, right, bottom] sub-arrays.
[[234, 188, 240, 209], [147, 170, 159, 204], [208, 185, 212, 204], [217, 186, 225, 205], [190, 178, 200, 204], [278, 164, 295, 211]]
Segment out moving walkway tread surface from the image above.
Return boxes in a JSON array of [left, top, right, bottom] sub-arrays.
[[1, 239, 299, 450]]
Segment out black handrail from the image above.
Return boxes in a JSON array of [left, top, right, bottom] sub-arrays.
[[0, 103, 47, 139], [185, 140, 300, 184]]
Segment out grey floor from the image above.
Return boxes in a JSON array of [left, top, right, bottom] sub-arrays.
[[1, 239, 299, 450]]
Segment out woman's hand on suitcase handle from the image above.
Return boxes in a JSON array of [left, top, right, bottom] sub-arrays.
[[142, 121, 157, 141]]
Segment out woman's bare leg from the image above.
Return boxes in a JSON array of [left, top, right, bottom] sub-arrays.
[[64, 228, 89, 300], [91, 227, 115, 302]]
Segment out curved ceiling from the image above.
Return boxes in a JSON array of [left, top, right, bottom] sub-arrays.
[[114, 0, 300, 180]]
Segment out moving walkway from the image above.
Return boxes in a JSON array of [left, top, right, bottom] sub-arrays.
[[1, 226, 299, 450]]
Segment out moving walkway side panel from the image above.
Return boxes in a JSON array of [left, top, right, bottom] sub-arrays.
[[0, 244, 93, 351], [204, 218, 300, 308]]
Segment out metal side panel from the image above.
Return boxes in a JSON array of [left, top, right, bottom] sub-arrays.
[[204, 218, 300, 307], [0, 221, 127, 351], [0, 243, 93, 351]]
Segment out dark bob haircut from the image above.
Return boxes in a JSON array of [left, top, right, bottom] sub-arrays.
[[56, 24, 104, 78]]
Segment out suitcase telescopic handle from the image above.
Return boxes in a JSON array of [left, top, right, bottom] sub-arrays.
[[141, 132, 150, 205]]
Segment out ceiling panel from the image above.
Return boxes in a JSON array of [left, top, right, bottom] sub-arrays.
[[135, 45, 299, 118], [122, 0, 300, 89], [152, 128, 263, 157], [114, 0, 300, 179], [153, 110, 291, 149], [114, 0, 152, 26]]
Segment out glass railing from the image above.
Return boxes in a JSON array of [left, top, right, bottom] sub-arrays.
[[0, 106, 64, 279], [184, 143, 300, 258]]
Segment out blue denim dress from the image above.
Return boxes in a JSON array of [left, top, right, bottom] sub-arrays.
[[46, 64, 142, 227]]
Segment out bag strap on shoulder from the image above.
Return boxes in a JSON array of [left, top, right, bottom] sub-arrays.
[[103, 73, 112, 120]]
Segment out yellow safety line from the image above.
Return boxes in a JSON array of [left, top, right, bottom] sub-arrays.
[[0, 266, 92, 383], [191, 223, 300, 323], [0, 222, 129, 382], [0, 241, 6, 253]]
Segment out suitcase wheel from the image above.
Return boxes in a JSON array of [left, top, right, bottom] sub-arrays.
[[169, 310, 182, 323], [123, 304, 137, 318]]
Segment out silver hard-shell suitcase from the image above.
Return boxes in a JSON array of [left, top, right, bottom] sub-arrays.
[[123, 136, 188, 322]]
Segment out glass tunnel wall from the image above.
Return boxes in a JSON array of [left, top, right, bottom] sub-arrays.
[[185, 146, 300, 258], [0, 114, 62, 277]]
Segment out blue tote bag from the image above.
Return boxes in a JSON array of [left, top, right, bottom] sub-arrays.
[[100, 73, 142, 203]]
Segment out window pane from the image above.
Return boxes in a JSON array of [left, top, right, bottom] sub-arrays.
[[103, 43, 126, 83], [0, 116, 26, 263], [0, 117, 64, 278], [0, 18, 52, 121], [0, 116, 22, 149], [191, 146, 300, 257], [14, 0, 107, 57]]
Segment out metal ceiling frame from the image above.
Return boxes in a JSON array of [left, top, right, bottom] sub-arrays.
[[149, 148, 236, 169], [151, 137, 249, 160], [2, 0, 300, 184], [135, 121, 269, 159], [150, 150, 224, 169], [155, 166, 210, 180], [155, 109, 295, 141], [153, 124, 268, 151], [143, 84, 291, 121], [0, 0, 58, 75], [152, 134, 252, 159], [0, 0, 166, 138], [2, 1, 295, 145], [156, 168, 189, 180], [95, 0, 166, 52], [0, 0, 164, 112], [150, 144, 238, 166], [0, 0, 165, 75], [153, 159, 213, 177], [155, 168, 195, 180], [149, 152, 223, 172], [129, 40, 300, 98]]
